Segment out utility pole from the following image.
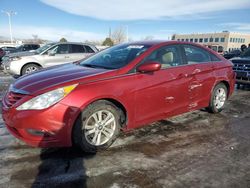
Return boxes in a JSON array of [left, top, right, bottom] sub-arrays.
[[2, 10, 17, 44]]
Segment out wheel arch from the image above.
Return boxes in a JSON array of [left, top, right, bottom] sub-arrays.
[[218, 80, 230, 97], [70, 97, 128, 147], [20, 62, 43, 75]]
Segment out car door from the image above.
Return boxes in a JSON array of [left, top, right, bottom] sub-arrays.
[[182, 44, 217, 110], [133, 45, 194, 126], [40, 44, 72, 67]]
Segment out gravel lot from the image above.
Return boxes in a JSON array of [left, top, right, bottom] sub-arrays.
[[0, 71, 250, 188]]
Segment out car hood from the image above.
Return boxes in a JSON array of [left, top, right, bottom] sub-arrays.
[[231, 57, 250, 63], [12, 63, 113, 95], [6, 51, 36, 58]]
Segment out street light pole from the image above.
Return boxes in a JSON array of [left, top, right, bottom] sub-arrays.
[[2, 10, 17, 44]]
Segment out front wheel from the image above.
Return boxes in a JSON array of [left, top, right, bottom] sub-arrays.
[[73, 100, 121, 153], [21, 64, 41, 75], [207, 83, 228, 113]]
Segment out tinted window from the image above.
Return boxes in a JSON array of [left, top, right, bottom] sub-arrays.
[[70, 44, 85, 53], [184, 45, 211, 64], [50, 44, 69, 54], [31, 44, 39, 49], [144, 45, 182, 68], [84, 45, 95, 53]]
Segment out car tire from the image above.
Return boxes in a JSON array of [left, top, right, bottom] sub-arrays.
[[207, 83, 228, 113], [73, 100, 121, 153], [21, 64, 41, 75]]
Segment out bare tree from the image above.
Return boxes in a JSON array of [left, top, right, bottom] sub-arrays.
[[112, 26, 127, 44]]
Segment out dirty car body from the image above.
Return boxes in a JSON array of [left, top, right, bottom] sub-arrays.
[[1, 41, 235, 152]]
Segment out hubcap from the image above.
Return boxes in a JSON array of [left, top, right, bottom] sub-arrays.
[[25, 66, 38, 74], [83, 110, 116, 146], [214, 87, 226, 109]]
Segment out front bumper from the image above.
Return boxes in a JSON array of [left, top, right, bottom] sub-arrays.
[[1, 100, 81, 148]]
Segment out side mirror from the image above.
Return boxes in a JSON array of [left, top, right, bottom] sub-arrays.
[[137, 62, 161, 73]]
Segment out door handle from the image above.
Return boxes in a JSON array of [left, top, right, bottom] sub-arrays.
[[65, 56, 70, 58]]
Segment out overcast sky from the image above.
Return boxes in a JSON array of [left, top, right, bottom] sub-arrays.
[[0, 0, 250, 42]]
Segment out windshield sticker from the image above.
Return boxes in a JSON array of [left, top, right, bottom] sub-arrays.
[[127, 45, 144, 49]]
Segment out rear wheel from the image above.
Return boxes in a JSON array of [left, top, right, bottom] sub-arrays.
[[73, 100, 121, 153], [21, 64, 41, 75], [207, 83, 228, 113]]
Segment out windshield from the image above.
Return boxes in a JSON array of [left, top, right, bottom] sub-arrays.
[[35, 43, 55, 54], [80, 43, 151, 69]]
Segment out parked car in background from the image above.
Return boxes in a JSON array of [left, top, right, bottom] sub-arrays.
[[9, 44, 40, 54], [1, 41, 235, 153], [0, 48, 6, 69], [0, 48, 6, 61], [231, 47, 250, 86], [1, 42, 98, 76], [223, 49, 242, 59], [1, 46, 16, 54]]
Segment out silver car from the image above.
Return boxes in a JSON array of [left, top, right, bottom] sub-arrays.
[[2, 42, 98, 76]]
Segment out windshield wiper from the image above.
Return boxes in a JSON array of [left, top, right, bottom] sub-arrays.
[[81, 64, 113, 69]]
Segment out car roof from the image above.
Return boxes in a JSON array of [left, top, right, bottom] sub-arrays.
[[55, 42, 95, 46], [126, 40, 208, 47]]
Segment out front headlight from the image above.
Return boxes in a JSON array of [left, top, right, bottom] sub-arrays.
[[10, 56, 21, 61], [16, 84, 78, 110]]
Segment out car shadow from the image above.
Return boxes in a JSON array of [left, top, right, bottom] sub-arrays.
[[32, 107, 95, 187], [32, 147, 94, 188]]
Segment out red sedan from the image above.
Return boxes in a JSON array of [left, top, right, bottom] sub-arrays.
[[1, 41, 235, 153]]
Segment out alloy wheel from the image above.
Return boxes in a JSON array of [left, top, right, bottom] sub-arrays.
[[83, 110, 116, 146], [213, 87, 226, 109]]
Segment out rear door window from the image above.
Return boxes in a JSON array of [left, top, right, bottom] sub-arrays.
[[70, 44, 85, 53], [183, 45, 211, 64], [183, 45, 222, 64]]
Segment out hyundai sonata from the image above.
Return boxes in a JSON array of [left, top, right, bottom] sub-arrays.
[[1, 41, 235, 153]]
